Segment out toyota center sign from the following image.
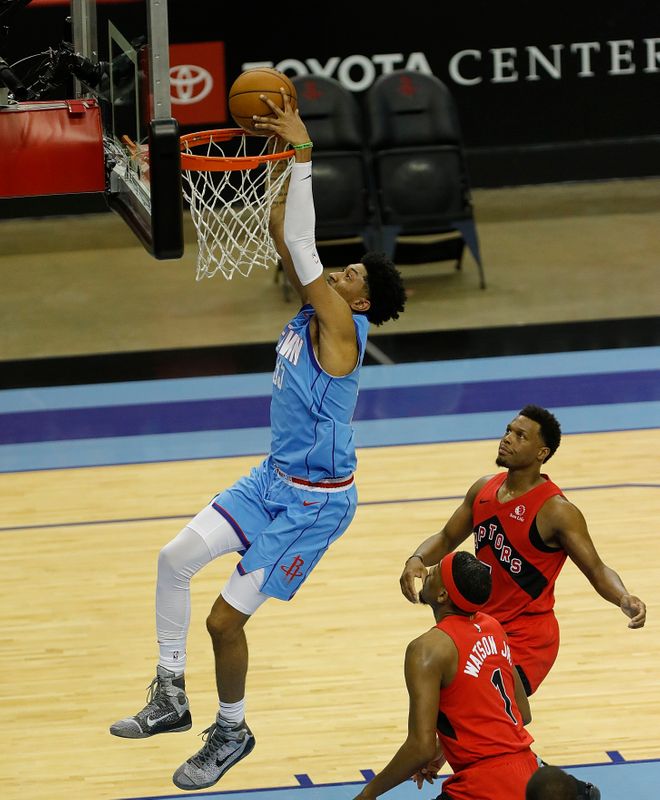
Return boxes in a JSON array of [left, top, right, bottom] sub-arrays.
[[12, 0, 659, 187], [244, 38, 660, 91]]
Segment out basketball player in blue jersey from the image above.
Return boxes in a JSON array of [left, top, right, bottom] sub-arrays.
[[109, 91, 406, 791]]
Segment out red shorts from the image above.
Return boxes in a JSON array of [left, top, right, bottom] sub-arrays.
[[440, 750, 538, 800], [504, 612, 560, 695]]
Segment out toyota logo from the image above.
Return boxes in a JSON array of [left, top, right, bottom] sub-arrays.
[[170, 64, 214, 105]]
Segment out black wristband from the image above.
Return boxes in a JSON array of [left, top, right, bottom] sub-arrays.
[[406, 553, 425, 564]]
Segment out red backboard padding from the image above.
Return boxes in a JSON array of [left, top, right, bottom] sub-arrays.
[[0, 99, 105, 197]]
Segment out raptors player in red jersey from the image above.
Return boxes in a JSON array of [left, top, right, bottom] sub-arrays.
[[399, 405, 638, 800], [400, 404, 646, 697], [354, 551, 538, 800]]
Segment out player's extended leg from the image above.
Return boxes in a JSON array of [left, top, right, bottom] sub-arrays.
[[207, 595, 250, 702], [171, 467, 358, 789], [172, 569, 266, 790], [110, 509, 245, 739]]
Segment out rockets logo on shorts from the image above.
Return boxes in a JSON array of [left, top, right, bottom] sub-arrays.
[[280, 555, 305, 583]]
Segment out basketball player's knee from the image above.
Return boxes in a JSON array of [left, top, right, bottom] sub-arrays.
[[206, 606, 244, 643], [158, 529, 204, 582], [206, 611, 220, 640], [158, 540, 180, 579], [206, 610, 228, 642]]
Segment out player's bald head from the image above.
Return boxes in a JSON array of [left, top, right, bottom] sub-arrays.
[[526, 766, 578, 800]]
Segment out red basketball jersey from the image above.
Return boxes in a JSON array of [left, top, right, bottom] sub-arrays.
[[472, 473, 567, 625], [436, 612, 534, 772]]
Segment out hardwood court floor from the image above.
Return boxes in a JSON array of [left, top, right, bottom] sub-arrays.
[[1, 177, 659, 362], [1, 430, 658, 800]]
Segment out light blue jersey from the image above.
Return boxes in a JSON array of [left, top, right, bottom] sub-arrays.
[[210, 305, 369, 600], [270, 304, 369, 481]]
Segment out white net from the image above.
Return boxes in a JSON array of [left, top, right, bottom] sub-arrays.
[[181, 133, 294, 281]]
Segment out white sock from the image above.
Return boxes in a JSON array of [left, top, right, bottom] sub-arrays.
[[158, 649, 186, 678], [218, 698, 245, 726]]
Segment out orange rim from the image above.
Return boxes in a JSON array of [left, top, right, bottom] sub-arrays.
[[180, 128, 294, 172]]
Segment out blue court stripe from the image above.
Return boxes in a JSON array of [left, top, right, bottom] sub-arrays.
[[0, 372, 274, 412], [2, 347, 658, 413], [354, 402, 660, 448], [1, 370, 658, 445], [359, 346, 660, 389], [0, 427, 272, 473], [0, 402, 658, 473], [607, 750, 627, 763], [115, 757, 660, 799], [358, 370, 658, 422], [0, 395, 271, 444]]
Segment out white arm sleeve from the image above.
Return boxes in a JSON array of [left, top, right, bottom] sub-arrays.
[[284, 161, 324, 286]]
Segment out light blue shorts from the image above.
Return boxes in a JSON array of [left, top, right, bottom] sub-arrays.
[[211, 456, 357, 600]]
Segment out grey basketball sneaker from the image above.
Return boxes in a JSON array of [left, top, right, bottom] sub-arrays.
[[172, 718, 255, 790], [109, 665, 192, 738]]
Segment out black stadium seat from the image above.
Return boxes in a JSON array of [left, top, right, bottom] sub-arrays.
[[365, 70, 485, 288]]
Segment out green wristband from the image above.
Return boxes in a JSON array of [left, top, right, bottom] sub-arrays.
[[292, 141, 314, 150]]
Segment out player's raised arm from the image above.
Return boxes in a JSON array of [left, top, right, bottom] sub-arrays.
[[267, 137, 305, 300], [254, 92, 362, 376]]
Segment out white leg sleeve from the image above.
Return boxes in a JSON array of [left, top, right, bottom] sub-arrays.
[[284, 161, 323, 286], [156, 511, 244, 673], [156, 526, 213, 674]]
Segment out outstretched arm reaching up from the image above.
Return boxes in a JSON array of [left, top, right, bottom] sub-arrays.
[[267, 139, 305, 300], [257, 91, 365, 377]]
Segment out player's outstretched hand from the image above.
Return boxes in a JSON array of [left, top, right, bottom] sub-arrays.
[[400, 557, 428, 604], [412, 748, 446, 789], [621, 593, 646, 628], [411, 763, 439, 790], [253, 90, 310, 148]]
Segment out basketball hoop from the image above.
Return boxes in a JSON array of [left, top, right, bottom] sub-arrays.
[[180, 129, 295, 281]]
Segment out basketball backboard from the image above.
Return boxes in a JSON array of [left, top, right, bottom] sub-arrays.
[[70, 0, 183, 259]]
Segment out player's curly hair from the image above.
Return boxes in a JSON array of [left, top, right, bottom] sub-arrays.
[[519, 404, 562, 462], [361, 252, 406, 326], [452, 551, 492, 606]]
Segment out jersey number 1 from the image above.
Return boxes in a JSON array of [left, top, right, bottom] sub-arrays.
[[490, 668, 518, 724]]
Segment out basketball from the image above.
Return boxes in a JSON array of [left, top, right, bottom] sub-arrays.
[[228, 68, 298, 134]]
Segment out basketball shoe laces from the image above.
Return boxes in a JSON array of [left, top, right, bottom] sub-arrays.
[[144, 673, 177, 714], [189, 723, 239, 768]]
